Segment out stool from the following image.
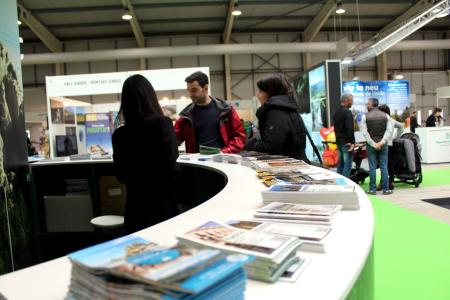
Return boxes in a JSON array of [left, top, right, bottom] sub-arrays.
[[90, 215, 124, 228], [90, 215, 125, 241]]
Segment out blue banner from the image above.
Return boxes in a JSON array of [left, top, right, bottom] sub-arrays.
[[343, 80, 410, 116]]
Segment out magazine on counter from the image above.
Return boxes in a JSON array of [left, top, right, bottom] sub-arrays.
[[177, 221, 300, 262], [266, 184, 355, 193], [279, 258, 310, 282], [68, 235, 236, 293], [226, 220, 331, 242], [256, 202, 341, 216]]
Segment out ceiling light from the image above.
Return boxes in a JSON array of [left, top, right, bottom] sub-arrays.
[[232, 3, 242, 16], [20, 54, 24, 60], [19, 37, 23, 43], [394, 74, 404, 80], [436, 10, 449, 18], [17, 20, 22, 25], [122, 9, 132, 20], [336, 1, 346, 14], [352, 76, 360, 81]]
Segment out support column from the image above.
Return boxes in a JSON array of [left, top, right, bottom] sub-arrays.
[[224, 54, 232, 101], [376, 52, 388, 81]]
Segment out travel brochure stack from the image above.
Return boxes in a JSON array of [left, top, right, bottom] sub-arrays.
[[261, 184, 359, 210], [226, 218, 332, 253], [66, 235, 253, 300], [240, 153, 359, 210], [177, 220, 303, 283]]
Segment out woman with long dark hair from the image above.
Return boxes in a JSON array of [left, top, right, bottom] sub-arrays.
[[246, 73, 309, 162], [112, 75, 179, 233]]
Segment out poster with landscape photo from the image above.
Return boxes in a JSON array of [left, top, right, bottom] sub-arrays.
[[64, 106, 75, 124]]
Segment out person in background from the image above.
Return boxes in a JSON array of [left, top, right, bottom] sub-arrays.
[[410, 111, 419, 133], [360, 98, 394, 195], [425, 107, 442, 127], [112, 75, 179, 233], [245, 73, 309, 162], [332, 94, 355, 177], [26, 135, 37, 156], [174, 71, 246, 153], [378, 104, 403, 190]]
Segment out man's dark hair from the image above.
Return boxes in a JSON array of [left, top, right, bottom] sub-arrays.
[[185, 71, 209, 87], [368, 98, 379, 107], [413, 111, 417, 114], [433, 107, 442, 114], [256, 73, 292, 98], [119, 74, 162, 125], [378, 104, 391, 115]]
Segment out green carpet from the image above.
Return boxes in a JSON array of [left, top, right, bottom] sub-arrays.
[[360, 167, 450, 190], [370, 195, 450, 300], [352, 167, 450, 300]]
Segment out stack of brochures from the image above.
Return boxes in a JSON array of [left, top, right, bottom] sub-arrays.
[[226, 219, 332, 253], [66, 235, 253, 300], [253, 202, 340, 225], [261, 184, 359, 210], [177, 220, 302, 283], [256, 169, 347, 187]]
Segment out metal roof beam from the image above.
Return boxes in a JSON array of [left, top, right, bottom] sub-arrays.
[[120, 0, 146, 69], [304, 0, 336, 42], [381, 0, 437, 31], [17, 2, 62, 53]]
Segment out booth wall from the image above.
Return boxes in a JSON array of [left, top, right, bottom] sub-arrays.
[[21, 30, 450, 125], [0, 0, 33, 275]]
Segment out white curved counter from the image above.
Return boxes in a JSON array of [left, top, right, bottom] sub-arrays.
[[0, 160, 374, 300]]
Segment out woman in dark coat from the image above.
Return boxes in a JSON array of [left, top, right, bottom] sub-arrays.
[[112, 75, 179, 233], [246, 73, 309, 162]]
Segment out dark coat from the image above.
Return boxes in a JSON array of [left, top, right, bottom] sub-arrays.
[[333, 106, 355, 146], [174, 97, 246, 153], [246, 95, 309, 162], [112, 114, 179, 233]]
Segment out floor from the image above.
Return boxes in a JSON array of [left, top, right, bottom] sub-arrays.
[[359, 162, 450, 225]]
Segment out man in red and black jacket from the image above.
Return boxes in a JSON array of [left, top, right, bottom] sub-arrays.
[[174, 71, 246, 153]]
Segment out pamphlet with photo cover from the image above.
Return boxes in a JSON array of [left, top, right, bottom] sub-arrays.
[[226, 219, 331, 242], [68, 235, 245, 293]]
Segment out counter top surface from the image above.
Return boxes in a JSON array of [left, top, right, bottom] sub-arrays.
[[0, 160, 374, 300]]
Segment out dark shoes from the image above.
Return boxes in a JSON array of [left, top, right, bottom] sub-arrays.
[[383, 190, 393, 195], [377, 183, 395, 191], [367, 190, 377, 195]]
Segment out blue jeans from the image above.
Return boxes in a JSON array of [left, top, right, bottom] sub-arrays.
[[337, 144, 353, 178], [367, 144, 389, 192]]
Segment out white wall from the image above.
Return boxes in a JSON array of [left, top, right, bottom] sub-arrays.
[[22, 31, 450, 125]]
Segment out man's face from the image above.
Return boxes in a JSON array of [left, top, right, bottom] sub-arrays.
[[187, 81, 208, 105], [436, 111, 441, 117], [367, 101, 373, 111]]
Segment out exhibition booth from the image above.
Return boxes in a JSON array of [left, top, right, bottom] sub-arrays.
[[45, 67, 209, 158], [416, 85, 450, 164]]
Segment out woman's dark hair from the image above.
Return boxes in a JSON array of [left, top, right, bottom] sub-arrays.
[[119, 74, 162, 125], [256, 73, 292, 98], [378, 104, 391, 115], [433, 107, 442, 115]]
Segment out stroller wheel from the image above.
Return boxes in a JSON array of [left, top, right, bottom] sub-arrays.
[[418, 174, 423, 184]]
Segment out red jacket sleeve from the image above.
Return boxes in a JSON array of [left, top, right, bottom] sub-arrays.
[[222, 108, 246, 154], [174, 117, 185, 146]]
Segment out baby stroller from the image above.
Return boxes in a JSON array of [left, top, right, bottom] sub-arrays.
[[349, 142, 370, 184], [391, 132, 423, 187]]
